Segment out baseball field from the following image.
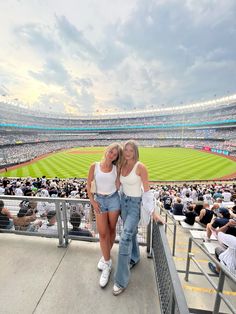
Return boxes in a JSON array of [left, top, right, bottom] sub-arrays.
[[2, 147, 236, 181]]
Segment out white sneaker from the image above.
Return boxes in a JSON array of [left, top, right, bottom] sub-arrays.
[[97, 256, 105, 271], [113, 284, 125, 296], [97, 257, 112, 271], [99, 263, 111, 288]]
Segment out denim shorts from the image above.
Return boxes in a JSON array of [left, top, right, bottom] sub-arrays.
[[94, 191, 120, 213]]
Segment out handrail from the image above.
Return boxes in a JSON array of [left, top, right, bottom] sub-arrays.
[[185, 237, 236, 314], [150, 222, 189, 313], [0, 195, 148, 246], [0, 195, 91, 247], [159, 207, 177, 256]]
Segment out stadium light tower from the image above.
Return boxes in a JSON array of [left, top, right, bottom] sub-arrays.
[[181, 112, 185, 147]]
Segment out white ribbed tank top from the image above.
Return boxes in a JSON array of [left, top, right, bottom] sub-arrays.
[[120, 162, 142, 197], [94, 162, 117, 195]]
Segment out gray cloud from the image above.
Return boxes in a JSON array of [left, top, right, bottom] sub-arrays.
[[29, 59, 69, 85], [2, 0, 236, 113], [55, 15, 99, 60], [73, 77, 93, 88], [14, 23, 60, 54], [108, 0, 236, 105]]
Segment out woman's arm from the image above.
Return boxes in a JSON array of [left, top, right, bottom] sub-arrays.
[[86, 163, 100, 214], [138, 163, 164, 224], [138, 163, 149, 192], [115, 166, 121, 190]]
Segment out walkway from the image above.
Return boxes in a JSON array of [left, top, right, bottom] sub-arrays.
[[0, 234, 160, 314]]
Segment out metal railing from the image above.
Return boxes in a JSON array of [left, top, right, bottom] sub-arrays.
[[150, 221, 189, 314], [160, 207, 177, 256], [1, 195, 192, 313], [0, 195, 148, 246], [185, 237, 236, 314], [0, 195, 66, 246]]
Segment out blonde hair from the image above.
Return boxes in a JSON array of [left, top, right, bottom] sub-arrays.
[[123, 140, 139, 164], [102, 142, 123, 170]]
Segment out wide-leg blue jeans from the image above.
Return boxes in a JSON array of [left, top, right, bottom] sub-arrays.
[[114, 193, 141, 288]]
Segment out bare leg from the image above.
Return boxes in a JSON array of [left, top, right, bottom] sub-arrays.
[[107, 210, 120, 249], [96, 212, 110, 261], [206, 223, 212, 239]]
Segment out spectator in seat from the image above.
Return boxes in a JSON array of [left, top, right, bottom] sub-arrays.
[[213, 189, 223, 200], [69, 212, 93, 237], [172, 197, 184, 215], [222, 189, 232, 202], [184, 205, 197, 225], [14, 182, 23, 196], [0, 200, 13, 229], [195, 202, 214, 227], [194, 195, 204, 216], [38, 210, 58, 234], [162, 192, 172, 210], [182, 192, 193, 212], [14, 200, 41, 231], [208, 229, 236, 276], [206, 207, 230, 240], [0, 183, 5, 195]]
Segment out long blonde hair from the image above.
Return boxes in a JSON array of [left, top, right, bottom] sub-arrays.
[[102, 142, 123, 170], [122, 140, 139, 165]]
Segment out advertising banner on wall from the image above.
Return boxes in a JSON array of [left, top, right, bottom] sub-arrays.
[[211, 148, 229, 156], [203, 146, 211, 151]]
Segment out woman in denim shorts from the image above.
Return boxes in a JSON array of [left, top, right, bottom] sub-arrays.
[[87, 143, 123, 288], [113, 140, 164, 296]]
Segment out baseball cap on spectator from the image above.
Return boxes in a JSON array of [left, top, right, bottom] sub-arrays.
[[18, 200, 30, 217], [219, 207, 230, 219]]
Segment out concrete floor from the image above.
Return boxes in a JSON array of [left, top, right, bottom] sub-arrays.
[[0, 234, 160, 314]]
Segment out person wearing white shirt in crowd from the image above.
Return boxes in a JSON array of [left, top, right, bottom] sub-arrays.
[[181, 184, 191, 198], [203, 190, 213, 206], [0, 183, 5, 195], [208, 223, 236, 277], [182, 192, 193, 212], [222, 189, 232, 202], [39, 186, 50, 198], [14, 183, 23, 196], [191, 186, 198, 203], [38, 210, 58, 234]]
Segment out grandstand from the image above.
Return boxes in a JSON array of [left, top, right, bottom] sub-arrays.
[[0, 94, 236, 167], [1, 95, 236, 313]]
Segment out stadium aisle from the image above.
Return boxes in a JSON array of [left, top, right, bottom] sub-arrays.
[[166, 223, 236, 313], [0, 234, 160, 314]]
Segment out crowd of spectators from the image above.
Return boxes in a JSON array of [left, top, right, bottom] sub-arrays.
[[156, 183, 236, 276], [1, 100, 235, 129], [1, 176, 236, 276], [0, 176, 93, 236], [1, 177, 235, 230], [0, 137, 235, 167]]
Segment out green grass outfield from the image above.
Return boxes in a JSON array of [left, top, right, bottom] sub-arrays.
[[2, 147, 236, 181]]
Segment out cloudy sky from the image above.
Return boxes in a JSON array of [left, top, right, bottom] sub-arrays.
[[0, 0, 236, 115]]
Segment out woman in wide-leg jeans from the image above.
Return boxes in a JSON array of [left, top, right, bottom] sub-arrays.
[[113, 140, 163, 296], [115, 194, 141, 288]]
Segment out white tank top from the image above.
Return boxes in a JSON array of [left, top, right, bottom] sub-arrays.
[[120, 162, 142, 197], [94, 162, 117, 195]]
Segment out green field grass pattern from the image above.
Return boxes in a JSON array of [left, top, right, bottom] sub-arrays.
[[2, 147, 236, 181]]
